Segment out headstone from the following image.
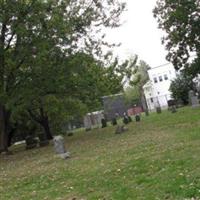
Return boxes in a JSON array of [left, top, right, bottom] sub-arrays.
[[171, 105, 177, 113], [135, 114, 141, 122], [101, 118, 107, 128], [53, 135, 66, 154], [67, 132, 73, 137], [84, 115, 92, 131], [38, 134, 49, 147], [191, 96, 200, 108], [188, 90, 200, 108], [123, 113, 129, 124], [188, 90, 195, 105], [156, 106, 162, 114], [53, 135, 70, 159], [25, 135, 38, 149], [115, 125, 128, 134], [111, 118, 117, 126]]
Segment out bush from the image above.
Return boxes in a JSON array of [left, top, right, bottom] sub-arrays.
[[170, 73, 193, 105]]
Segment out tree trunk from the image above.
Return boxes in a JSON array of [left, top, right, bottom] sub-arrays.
[[140, 88, 149, 116], [41, 117, 53, 140], [0, 104, 8, 152]]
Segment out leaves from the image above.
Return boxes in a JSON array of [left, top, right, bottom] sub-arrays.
[[153, 0, 200, 74]]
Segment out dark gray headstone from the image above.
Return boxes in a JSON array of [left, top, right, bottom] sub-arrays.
[[135, 115, 141, 122], [25, 136, 38, 149], [156, 107, 162, 114], [38, 134, 49, 147]]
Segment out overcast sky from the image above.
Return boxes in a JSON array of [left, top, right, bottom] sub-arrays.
[[105, 0, 169, 68]]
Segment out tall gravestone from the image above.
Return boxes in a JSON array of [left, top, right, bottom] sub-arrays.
[[53, 135, 70, 159], [188, 90, 200, 108]]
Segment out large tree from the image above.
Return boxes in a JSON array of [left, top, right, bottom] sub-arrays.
[[153, 0, 200, 76], [0, 0, 125, 152]]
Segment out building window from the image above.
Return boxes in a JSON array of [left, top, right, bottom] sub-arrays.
[[164, 74, 168, 80], [159, 76, 163, 82], [153, 77, 158, 83], [150, 98, 153, 103]]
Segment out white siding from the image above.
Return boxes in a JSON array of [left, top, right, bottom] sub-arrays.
[[143, 63, 177, 110]]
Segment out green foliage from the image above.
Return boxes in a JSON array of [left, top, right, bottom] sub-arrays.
[[0, 0, 126, 142], [170, 73, 193, 104], [124, 86, 140, 105], [153, 0, 200, 76], [123, 56, 150, 108], [129, 59, 150, 88]]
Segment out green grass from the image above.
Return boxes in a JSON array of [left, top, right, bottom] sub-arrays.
[[1, 107, 200, 200]]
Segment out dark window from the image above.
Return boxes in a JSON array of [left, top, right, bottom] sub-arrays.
[[164, 74, 168, 80], [150, 98, 154, 103], [153, 77, 158, 83], [159, 76, 163, 82]]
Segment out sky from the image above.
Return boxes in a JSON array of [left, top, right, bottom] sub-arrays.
[[105, 0, 169, 68]]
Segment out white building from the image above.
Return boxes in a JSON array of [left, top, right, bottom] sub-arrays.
[[143, 63, 177, 111]]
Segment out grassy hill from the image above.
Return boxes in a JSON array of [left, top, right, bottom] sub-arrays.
[[1, 107, 200, 200]]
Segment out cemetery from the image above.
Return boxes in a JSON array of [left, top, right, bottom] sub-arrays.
[[0, 0, 200, 199], [1, 106, 200, 200]]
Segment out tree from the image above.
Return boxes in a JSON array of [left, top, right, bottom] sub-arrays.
[[0, 0, 126, 152], [170, 73, 194, 105], [124, 86, 140, 106], [126, 56, 150, 113], [68, 52, 124, 112], [153, 0, 200, 76]]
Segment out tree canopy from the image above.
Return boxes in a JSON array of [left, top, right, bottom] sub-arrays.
[[153, 0, 200, 76], [0, 0, 126, 152]]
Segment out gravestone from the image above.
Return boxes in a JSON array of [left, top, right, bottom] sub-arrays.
[[111, 118, 117, 126], [188, 90, 195, 105], [115, 125, 128, 134], [84, 115, 92, 131], [123, 114, 129, 124], [53, 135, 70, 159], [171, 105, 177, 113], [101, 118, 107, 128], [188, 90, 200, 108], [156, 106, 162, 114], [135, 114, 141, 122], [191, 96, 200, 108], [25, 135, 38, 149], [67, 132, 73, 137], [38, 133, 49, 147]]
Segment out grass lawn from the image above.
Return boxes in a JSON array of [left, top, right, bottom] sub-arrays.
[[0, 107, 200, 200]]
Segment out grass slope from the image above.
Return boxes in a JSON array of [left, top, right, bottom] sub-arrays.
[[0, 107, 200, 200]]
